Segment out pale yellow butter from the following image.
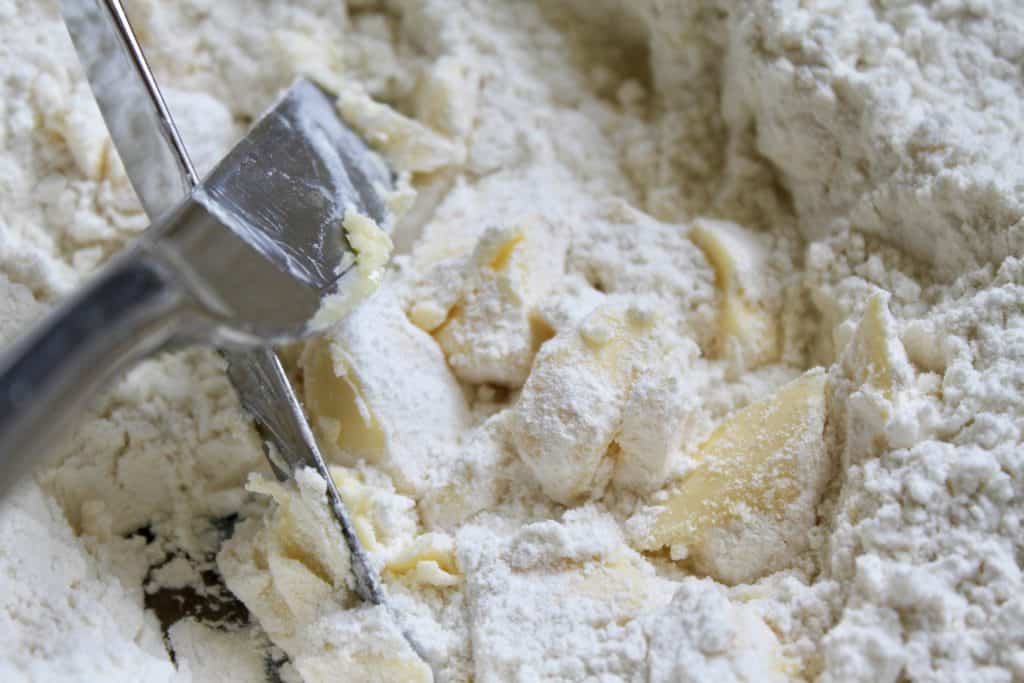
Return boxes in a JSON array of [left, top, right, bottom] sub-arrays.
[[689, 219, 780, 371], [310, 207, 394, 330], [638, 369, 832, 584]]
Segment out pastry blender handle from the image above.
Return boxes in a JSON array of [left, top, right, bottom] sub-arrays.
[[0, 248, 187, 490]]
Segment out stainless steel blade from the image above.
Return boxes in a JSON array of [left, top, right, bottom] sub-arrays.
[[61, 0, 197, 219], [198, 79, 391, 291], [60, 0, 388, 613]]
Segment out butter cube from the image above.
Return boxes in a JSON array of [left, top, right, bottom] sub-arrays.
[[217, 469, 353, 643], [413, 55, 479, 138], [431, 219, 568, 386], [614, 342, 704, 492], [337, 84, 463, 173], [385, 532, 460, 587], [512, 304, 680, 504], [302, 292, 470, 495], [459, 510, 677, 682], [841, 293, 911, 401], [830, 292, 915, 466], [303, 339, 387, 464], [636, 369, 832, 584], [292, 605, 433, 683]]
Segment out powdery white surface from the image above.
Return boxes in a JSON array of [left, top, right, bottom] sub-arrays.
[[456, 508, 677, 682], [0, 0, 1022, 682], [457, 509, 792, 683], [168, 620, 267, 683], [644, 578, 793, 683], [0, 483, 174, 682]]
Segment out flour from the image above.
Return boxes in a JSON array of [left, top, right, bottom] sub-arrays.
[[1, 0, 1023, 682], [815, 258, 1024, 682], [168, 620, 267, 683], [0, 482, 174, 682], [722, 1, 1024, 277]]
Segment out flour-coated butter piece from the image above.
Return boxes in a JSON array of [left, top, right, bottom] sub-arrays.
[[418, 412, 511, 531], [312, 206, 394, 329], [512, 302, 686, 504], [636, 369, 832, 584], [644, 578, 795, 683], [689, 218, 781, 372], [303, 290, 471, 495], [337, 84, 464, 173], [327, 466, 417, 556], [217, 469, 353, 644], [413, 55, 479, 139], [431, 219, 568, 386], [458, 509, 677, 683], [385, 532, 460, 587], [291, 605, 433, 683], [168, 619, 268, 683], [614, 340, 704, 492], [841, 293, 912, 403], [218, 466, 443, 680], [830, 292, 917, 467]]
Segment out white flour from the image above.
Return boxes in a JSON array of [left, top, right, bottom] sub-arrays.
[[0, 0, 1022, 682]]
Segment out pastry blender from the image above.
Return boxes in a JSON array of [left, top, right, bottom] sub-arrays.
[[0, 0, 432, 670]]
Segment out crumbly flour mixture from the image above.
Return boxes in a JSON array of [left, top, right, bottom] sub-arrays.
[[1, 0, 1022, 681]]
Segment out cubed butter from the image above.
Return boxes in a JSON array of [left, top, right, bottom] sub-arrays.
[[292, 606, 433, 683], [385, 532, 460, 587], [844, 293, 911, 400], [304, 340, 387, 464], [302, 292, 470, 495], [830, 292, 916, 467], [337, 84, 464, 173], [637, 369, 832, 584], [513, 303, 685, 503], [431, 219, 568, 387]]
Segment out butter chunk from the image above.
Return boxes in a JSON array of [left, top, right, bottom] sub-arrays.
[[337, 84, 464, 173], [272, 27, 345, 93], [345, 206, 394, 281], [635, 369, 832, 584], [404, 256, 466, 333], [418, 412, 511, 531], [303, 291, 471, 495], [218, 467, 437, 682], [328, 467, 460, 587], [689, 218, 781, 371], [512, 303, 683, 504], [614, 341, 704, 492], [385, 532, 460, 587], [430, 218, 568, 386], [328, 466, 417, 556], [52, 84, 112, 180], [644, 578, 794, 683], [218, 469, 353, 644], [830, 292, 916, 465], [458, 509, 677, 683], [413, 55, 479, 139], [311, 207, 394, 330], [841, 293, 911, 401], [291, 605, 433, 683], [169, 620, 268, 683], [303, 338, 386, 463]]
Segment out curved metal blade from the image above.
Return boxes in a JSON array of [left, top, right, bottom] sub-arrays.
[[60, 0, 197, 219], [197, 79, 390, 291]]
